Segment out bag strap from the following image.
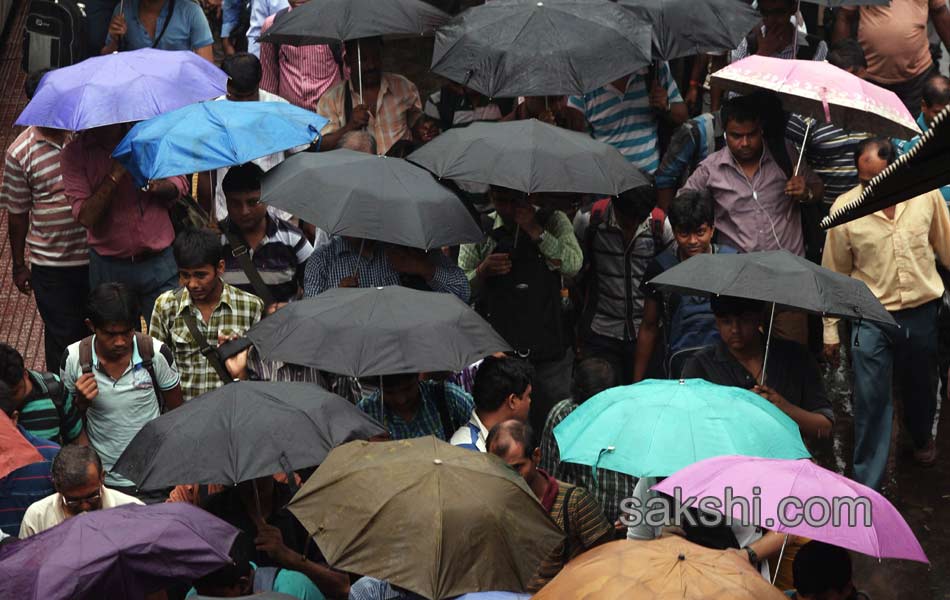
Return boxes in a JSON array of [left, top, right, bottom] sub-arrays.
[[152, 0, 176, 48], [35, 372, 67, 441], [134, 332, 167, 413], [179, 306, 234, 385], [253, 566, 281, 592], [560, 486, 577, 563], [78, 336, 94, 375], [218, 219, 277, 306], [650, 207, 671, 257]]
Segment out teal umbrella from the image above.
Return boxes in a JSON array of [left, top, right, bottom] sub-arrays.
[[553, 379, 810, 478]]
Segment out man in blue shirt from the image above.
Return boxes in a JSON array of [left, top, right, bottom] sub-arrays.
[[102, 0, 214, 62], [893, 74, 950, 207], [358, 374, 473, 442]]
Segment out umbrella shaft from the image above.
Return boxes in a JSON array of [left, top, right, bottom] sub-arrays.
[[761, 302, 777, 386]]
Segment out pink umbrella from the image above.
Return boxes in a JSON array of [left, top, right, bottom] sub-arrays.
[[652, 455, 928, 564], [711, 56, 919, 140]]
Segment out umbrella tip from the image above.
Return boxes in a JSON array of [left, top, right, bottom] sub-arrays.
[[606, 446, 615, 453], [433, 459, 443, 465], [678, 379, 685, 385], [678, 553, 686, 561]]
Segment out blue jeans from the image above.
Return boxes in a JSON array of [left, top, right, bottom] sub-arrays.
[[88, 248, 178, 325], [851, 301, 938, 490]]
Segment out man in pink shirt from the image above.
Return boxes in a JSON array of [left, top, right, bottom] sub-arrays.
[[62, 124, 188, 323]]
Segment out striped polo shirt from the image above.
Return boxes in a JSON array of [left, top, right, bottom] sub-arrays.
[[568, 63, 683, 174], [0, 427, 58, 536], [16, 371, 83, 444], [0, 127, 87, 267], [786, 114, 871, 206]]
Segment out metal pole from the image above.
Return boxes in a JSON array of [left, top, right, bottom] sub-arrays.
[[352, 238, 366, 282], [761, 302, 777, 386], [771, 535, 790, 586], [357, 39, 364, 105], [251, 478, 264, 522], [794, 120, 811, 177]]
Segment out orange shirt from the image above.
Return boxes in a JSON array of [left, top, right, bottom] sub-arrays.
[[848, 0, 942, 84]]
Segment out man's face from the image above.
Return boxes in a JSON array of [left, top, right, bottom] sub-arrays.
[[674, 223, 715, 259], [226, 189, 267, 233], [758, 0, 794, 33], [59, 463, 104, 516], [491, 188, 528, 223], [493, 440, 538, 483], [511, 384, 532, 423], [715, 312, 762, 353], [10, 370, 31, 405], [725, 119, 764, 163], [92, 322, 136, 361], [922, 101, 948, 128], [179, 262, 224, 304], [856, 149, 889, 185], [381, 375, 421, 414], [346, 40, 383, 89], [412, 118, 441, 144]]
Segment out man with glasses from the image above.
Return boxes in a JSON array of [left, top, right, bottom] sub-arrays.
[[18, 445, 142, 538]]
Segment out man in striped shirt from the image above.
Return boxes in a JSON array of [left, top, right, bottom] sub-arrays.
[[0, 344, 82, 445], [567, 62, 687, 174], [1, 71, 90, 372]]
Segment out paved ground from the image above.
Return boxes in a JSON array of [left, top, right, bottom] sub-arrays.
[[1, 4, 948, 596]]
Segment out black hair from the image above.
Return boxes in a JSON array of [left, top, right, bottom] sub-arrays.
[[86, 283, 140, 330], [194, 534, 254, 592], [827, 39, 867, 71], [173, 228, 224, 269], [721, 95, 763, 129], [572, 358, 616, 404], [472, 356, 534, 413], [613, 184, 656, 223], [222, 162, 265, 195], [854, 137, 896, 169], [222, 52, 262, 93], [710, 295, 763, 317], [669, 190, 715, 233], [922, 74, 950, 108], [0, 344, 26, 388], [793, 541, 853, 595], [486, 420, 535, 459], [0, 380, 15, 417], [25, 69, 52, 100], [51, 445, 103, 491]]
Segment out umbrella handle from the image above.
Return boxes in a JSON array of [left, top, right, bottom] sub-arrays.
[[771, 534, 789, 586], [793, 120, 811, 178], [761, 302, 776, 387]]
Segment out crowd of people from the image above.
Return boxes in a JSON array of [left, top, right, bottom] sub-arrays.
[[2, 0, 949, 597]]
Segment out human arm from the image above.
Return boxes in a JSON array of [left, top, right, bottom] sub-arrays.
[[188, 3, 215, 61], [73, 161, 126, 230], [255, 523, 350, 598], [678, 159, 711, 196], [929, 190, 950, 271], [753, 383, 833, 439], [154, 342, 184, 411], [102, 10, 126, 54], [633, 297, 662, 383], [832, 7, 858, 42], [820, 214, 853, 345], [302, 246, 330, 297], [739, 530, 787, 564], [317, 105, 371, 151], [650, 62, 687, 126], [1, 153, 33, 293], [655, 122, 700, 211], [7, 213, 31, 293], [932, 2, 950, 52], [685, 55, 709, 112], [59, 384, 85, 443], [571, 487, 615, 551], [259, 39, 280, 95], [457, 239, 497, 299], [516, 208, 582, 277], [194, 44, 214, 62]]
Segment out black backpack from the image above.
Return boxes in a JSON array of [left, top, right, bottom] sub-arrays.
[[22, 0, 88, 72]]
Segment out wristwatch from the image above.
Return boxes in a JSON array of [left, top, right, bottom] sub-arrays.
[[743, 546, 759, 565]]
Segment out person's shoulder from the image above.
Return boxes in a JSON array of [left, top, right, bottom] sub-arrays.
[[153, 287, 183, 312], [24, 491, 59, 516], [5, 127, 34, 156], [828, 185, 862, 213], [224, 282, 266, 310], [178, 0, 206, 15], [545, 399, 576, 427], [104, 486, 145, 507], [384, 72, 417, 90]]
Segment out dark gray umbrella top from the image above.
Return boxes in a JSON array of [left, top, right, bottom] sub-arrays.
[[407, 119, 649, 195], [112, 381, 386, 489], [647, 250, 896, 326], [261, 0, 450, 46], [261, 149, 483, 250], [247, 286, 512, 377], [431, 0, 653, 97]]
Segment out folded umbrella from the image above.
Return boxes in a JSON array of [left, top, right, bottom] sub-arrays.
[[16, 49, 227, 131], [112, 101, 329, 187], [246, 286, 511, 377], [554, 379, 810, 478], [0, 412, 43, 480], [288, 437, 564, 600], [112, 381, 385, 490], [532, 537, 786, 599], [430, 0, 652, 97], [0, 503, 238, 600], [407, 119, 648, 195], [261, 149, 483, 249], [653, 456, 928, 563]]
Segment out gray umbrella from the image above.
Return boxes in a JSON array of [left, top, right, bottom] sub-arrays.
[[112, 382, 386, 489], [247, 286, 512, 377], [261, 149, 483, 250], [431, 0, 652, 98], [406, 119, 649, 195]]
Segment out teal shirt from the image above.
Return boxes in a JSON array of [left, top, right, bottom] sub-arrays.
[[17, 371, 83, 443], [893, 113, 950, 207], [187, 563, 325, 600]]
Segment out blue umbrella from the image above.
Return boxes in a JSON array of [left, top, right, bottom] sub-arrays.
[[112, 101, 329, 186], [16, 49, 227, 131]]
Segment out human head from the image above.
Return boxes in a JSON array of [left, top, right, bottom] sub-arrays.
[[85, 283, 140, 361], [0, 381, 16, 422], [411, 115, 441, 145], [222, 52, 263, 101], [792, 541, 856, 600], [194, 534, 256, 596], [0, 344, 30, 412], [173, 228, 225, 304], [486, 420, 541, 485], [571, 358, 616, 404], [490, 186, 531, 223], [853, 137, 896, 185], [344, 37, 383, 89], [722, 96, 764, 164], [612, 184, 657, 225], [710, 295, 764, 355], [921, 74, 950, 127], [51, 445, 105, 516], [340, 130, 378, 154], [223, 163, 267, 234], [827, 39, 867, 79], [757, 0, 797, 34], [472, 356, 534, 422], [380, 373, 422, 415], [25, 68, 52, 100], [669, 191, 716, 259]]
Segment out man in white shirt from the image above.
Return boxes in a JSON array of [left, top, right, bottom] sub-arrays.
[[450, 356, 533, 452], [19, 445, 141, 538]]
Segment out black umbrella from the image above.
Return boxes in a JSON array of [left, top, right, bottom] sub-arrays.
[[407, 119, 649, 195], [261, 149, 483, 250], [112, 382, 386, 490], [615, 0, 760, 61], [246, 286, 512, 377], [430, 0, 652, 98]]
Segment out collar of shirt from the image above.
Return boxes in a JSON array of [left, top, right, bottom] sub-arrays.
[[537, 468, 560, 512], [174, 283, 236, 317], [90, 334, 146, 378], [29, 127, 70, 150], [715, 144, 778, 179]]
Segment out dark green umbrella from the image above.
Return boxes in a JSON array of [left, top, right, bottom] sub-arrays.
[[246, 286, 511, 377]]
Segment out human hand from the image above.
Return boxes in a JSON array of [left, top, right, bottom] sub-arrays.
[[12, 264, 31, 294], [684, 85, 700, 112], [348, 104, 371, 130], [339, 274, 360, 288], [822, 343, 840, 368], [108, 14, 127, 39], [477, 253, 512, 278], [649, 84, 669, 112], [265, 302, 288, 316], [512, 201, 543, 238], [753, 384, 787, 410], [784, 175, 807, 199], [75, 373, 99, 409], [255, 523, 297, 567]]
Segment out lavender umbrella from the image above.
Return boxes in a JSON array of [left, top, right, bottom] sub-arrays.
[[0, 503, 239, 600], [15, 49, 227, 131]]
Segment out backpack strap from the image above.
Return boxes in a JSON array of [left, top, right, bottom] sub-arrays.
[[253, 566, 282, 593], [134, 332, 167, 413], [78, 336, 95, 375], [179, 300, 234, 386], [33, 371, 66, 441], [219, 219, 277, 306]]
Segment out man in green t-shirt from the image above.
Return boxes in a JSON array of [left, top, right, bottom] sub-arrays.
[[0, 343, 82, 444]]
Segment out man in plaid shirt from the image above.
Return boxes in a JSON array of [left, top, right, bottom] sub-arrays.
[[150, 229, 264, 402]]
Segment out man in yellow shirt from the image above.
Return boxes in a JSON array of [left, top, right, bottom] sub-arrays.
[[822, 138, 950, 490]]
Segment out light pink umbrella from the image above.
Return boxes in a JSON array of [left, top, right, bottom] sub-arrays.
[[652, 455, 928, 564], [711, 56, 920, 141]]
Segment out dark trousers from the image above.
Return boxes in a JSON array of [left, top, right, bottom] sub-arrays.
[[83, 0, 119, 57], [579, 332, 639, 385], [30, 264, 90, 371], [870, 65, 937, 119], [88, 248, 178, 325], [850, 301, 939, 490]]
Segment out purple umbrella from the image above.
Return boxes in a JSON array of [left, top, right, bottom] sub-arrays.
[[16, 49, 227, 131], [0, 502, 239, 600], [653, 456, 927, 564]]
